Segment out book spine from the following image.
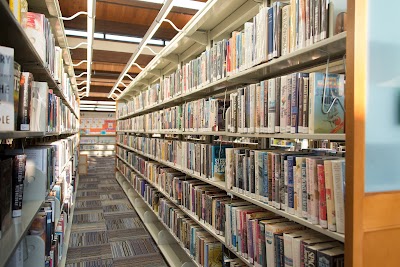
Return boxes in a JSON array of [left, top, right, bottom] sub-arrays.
[[302, 77, 309, 133], [263, 81, 269, 133], [268, 7, 274, 60], [313, 0, 321, 43], [280, 76, 287, 133], [268, 79, 276, 133], [324, 160, 336, 231], [281, 5, 290, 56], [12, 155, 26, 217], [308, 73, 315, 134], [290, 0, 297, 53], [317, 164, 328, 228], [310, 159, 319, 225], [298, 76, 304, 133], [286, 75, 292, 133], [283, 159, 289, 212], [275, 77, 281, 133], [274, 154, 281, 209], [0, 46, 14, 131], [332, 160, 345, 234], [287, 156, 295, 214], [18, 72, 33, 131], [262, 153, 269, 203], [290, 73, 298, 133], [301, 159, 308, 219]]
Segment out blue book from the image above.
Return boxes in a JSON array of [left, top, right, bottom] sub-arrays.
[[268, 7, 274, 60], [262, 152, 269, 202], [211, 145, 232, 181], [287, 156, 295, 210], [291, 73, 309, 133]]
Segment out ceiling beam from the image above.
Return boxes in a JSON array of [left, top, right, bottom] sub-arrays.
[[73, 61, 142, 74], [64, 18, 179, 40], [67, 37, 163, 56]]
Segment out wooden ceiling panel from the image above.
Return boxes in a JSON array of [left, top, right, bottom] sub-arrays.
[[73, 61, 142, 74], [71, 48, 154, 66], [61, 0, 192, 39]]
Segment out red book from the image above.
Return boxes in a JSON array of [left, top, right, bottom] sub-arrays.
[[317, 164, 327, 228]]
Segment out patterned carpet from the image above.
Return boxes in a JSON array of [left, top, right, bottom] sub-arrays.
[[66, 156, 168, 267]]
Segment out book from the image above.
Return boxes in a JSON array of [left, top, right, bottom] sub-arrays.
[[0, 46, 15, 131], [308, 72, 345, 134], [317, 246, 344, 266], [13, 62, 21, 131], [31, 81, 49, 131], [0, 158, 13, 239], [11, 154, 26, 217], [23, 12, 46, 63], [324, 159, 336, 231], [18, 72, 33, 131], [331, 159, 345, 234]]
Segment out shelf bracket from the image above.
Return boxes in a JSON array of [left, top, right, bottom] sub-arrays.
[[76, 72, 88, 78], [60, 11, 88, 21], [131, 62, 144, 71], [124, 73, 136, 81], [73, 60, 88, 67], [77, 86, 87, 92], [187, 31, 208, 46], [114, 88, 123, 94], [119, 81, 128, 88], [163, 54, 179, 64], [148, 69, 162, 77], [68, 42, 88, 50], [136, 79, 150, 86], [77, 80, 87, 86], [143, 46, 159, 55], [161, 19, 183, 32]]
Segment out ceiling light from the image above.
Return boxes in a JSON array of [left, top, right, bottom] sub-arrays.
[[65, 29, 104, 39], [80, 100, 116, 105], [105, 34, 164, 46], [79, 107, 95, 111], [95, 108, 116, 111]]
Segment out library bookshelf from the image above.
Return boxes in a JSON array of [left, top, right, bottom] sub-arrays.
[[0, 0, 80, 266], [113, 0, 353, 266]]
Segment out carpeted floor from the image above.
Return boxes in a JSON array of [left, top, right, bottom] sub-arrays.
[[66, 156, 168, 267]]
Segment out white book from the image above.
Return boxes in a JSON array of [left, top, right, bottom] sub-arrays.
[[331, 159, 345, 234], [267, 79, 276, 133], [281, 5, 290, 56], [280, 75, 287, 133], [0, 46, 14, 131], [324, 160, 337, 231], [30, 81, 48, 132]]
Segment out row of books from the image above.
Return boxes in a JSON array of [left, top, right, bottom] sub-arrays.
[[0, 135, 78, 241], [117, 0, 346, 118], [117, 134, 345, 234], [0, 54, 79, 132], [117, 155, 344, 267], [20, 7, 77, 104], [117, 71, 345, 135], [117, 165, 246, 267]]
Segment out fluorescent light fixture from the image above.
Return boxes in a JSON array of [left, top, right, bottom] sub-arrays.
[[105, 34, 164, 46], [108, 0, 175, 98], [79, 107, 95, 111], [137, 0, 205, 10], [80, 105, 116, 109], [65, 29, 104, 39], [95, 108, 116, 111], [80, 100, 116, 105]]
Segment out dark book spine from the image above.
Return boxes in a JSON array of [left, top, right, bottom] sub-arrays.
[[304, 246, 317, 267], [12, 155, 26, 217], [250, 150, 255, 194], [17, 72, 33, 131]]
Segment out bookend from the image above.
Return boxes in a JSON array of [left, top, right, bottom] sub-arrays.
[[144, 211, 157, 224], [24, 235, 45, 267], [157, 229, 175, 245]]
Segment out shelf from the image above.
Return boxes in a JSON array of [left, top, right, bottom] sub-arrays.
[[0, 131, 79, 140], [58, 172, 79, 267], [116, 146, 225, 191], [80, 134, 117, 137], [117, 0, 259, 100], [0, 200, 44, 267], [116, 143, 345, 242], [0, 0, 79, 118], [117, 130, 346, 141], [116, 174, 196, 267], [117, 33, 346, 120], [116, 164, 251, 267]]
